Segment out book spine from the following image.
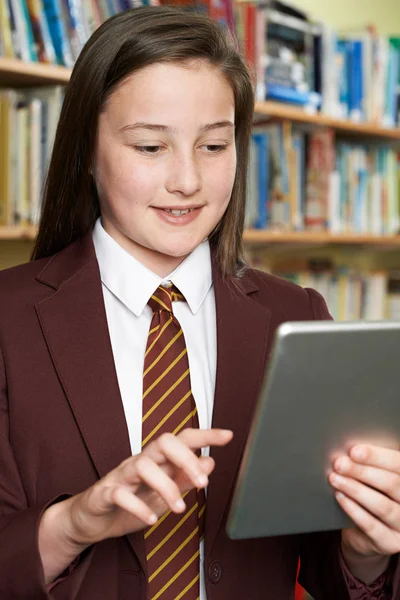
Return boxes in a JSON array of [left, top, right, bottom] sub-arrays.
[[96, 0, 111, 21], [304, 129, 335, 230], [20, 0, 39, 61], [64, 0, 88, 58], [0, 0, 15, 58], [254, 5, 267, 102], [43, 0, 74, 66], [350, 40, 363, 121], [253, 132, 269, 229], [245, 136, 259, 229], [29, 98, 43, 224], [9, 0, 31, 61], [0, 95, 9, 225]]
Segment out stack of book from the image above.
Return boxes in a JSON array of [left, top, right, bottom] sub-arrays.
[[246, 123, 400, 234], [236, 0, 400, 124], [236, 1, 321, 110]]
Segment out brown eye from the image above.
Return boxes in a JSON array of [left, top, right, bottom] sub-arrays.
[[203, 145, 226, 153], [135, 146, 162, 155]]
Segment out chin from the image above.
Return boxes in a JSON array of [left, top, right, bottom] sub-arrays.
[[160, 246, 195, 259], [158, 239, 200, 259]]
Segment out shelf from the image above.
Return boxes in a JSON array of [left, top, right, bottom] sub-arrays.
[[0, 57, 71, 87], [242, 230, 400, 246], [254, 101, 400, 140], [0, 226, 37, 240], [2, 226, 400, 248]]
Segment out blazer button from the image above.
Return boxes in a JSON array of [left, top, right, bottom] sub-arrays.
[[209, 561, 222, 583]]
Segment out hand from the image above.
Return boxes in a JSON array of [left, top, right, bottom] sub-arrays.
[[63, 428, 233, 548], [328, 444, 400, 560]]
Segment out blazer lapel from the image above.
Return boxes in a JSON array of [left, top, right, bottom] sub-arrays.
[[34, 234, 273, 568], [35, 233, 146, 572], [205, 264, 272, 556]]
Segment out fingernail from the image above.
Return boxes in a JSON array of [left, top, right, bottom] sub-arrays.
[[336, 492, 345, 501], [197, 474, 208, 486], [331, 473, 345, 485], [336, 457, 349, 473], [175, 499, 186, 511], [148, 513, 157, 525], [221, 430, 233, 437], [352, 447, 365, 461]]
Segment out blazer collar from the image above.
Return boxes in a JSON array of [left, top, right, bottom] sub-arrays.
[[36, 231, 97, 290]]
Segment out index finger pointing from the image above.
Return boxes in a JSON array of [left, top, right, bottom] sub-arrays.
[[177, 428, 233, 449]]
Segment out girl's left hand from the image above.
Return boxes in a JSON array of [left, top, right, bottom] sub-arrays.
[[329, 444, 400, 557]]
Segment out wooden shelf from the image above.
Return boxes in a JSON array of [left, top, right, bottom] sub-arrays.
[[0, 226, 37, 240], [254, 101, 400, 140], [0, 57, 71, 87], [2, 226, 400, 248], [243, 230, 400, 246]]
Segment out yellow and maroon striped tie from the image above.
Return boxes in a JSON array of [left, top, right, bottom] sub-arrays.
[[142, 284, 206, 600]]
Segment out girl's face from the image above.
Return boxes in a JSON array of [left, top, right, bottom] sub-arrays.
[[93, 60, 236, 276]]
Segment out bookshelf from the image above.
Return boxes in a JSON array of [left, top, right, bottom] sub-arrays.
[[0, 226, 37, 240], [2, 223, 400, 249], [254, 101, 400, 141], [1, 60, 400, 266], [243, 230, 400, 246], [0, 57, 71, 87], [2, 59, 400, 245]]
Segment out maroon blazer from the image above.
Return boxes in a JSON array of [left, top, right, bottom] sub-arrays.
[[0, 232, 398, 600]]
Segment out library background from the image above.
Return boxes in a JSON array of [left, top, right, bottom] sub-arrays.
[[1, 0, 400, 598]]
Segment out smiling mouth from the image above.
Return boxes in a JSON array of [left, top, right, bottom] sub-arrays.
[[164, 208, 195, 216], [155, 207, 199, 216]]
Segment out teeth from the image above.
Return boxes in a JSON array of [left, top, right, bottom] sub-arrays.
[[166, 209, 192, 216]]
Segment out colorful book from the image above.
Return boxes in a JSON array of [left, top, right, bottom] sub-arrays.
[[43, 0, 74, 66]]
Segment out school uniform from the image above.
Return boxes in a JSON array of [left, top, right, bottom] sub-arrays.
[[0, 220, 397, 599]]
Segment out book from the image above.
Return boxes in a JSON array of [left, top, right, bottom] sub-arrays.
[[252, 131, 270, 228], [304, 128, 335, 230], [0, 0, 14, 58], [9, 0, 31, 61], [43, 0, 74, 66]]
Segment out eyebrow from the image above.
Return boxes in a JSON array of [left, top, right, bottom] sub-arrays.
[[119, 121, 235, 134]]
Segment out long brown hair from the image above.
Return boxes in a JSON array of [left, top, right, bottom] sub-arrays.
[[32, 5, 254, 277]]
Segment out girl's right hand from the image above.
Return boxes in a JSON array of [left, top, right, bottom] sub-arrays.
[[60, 428, 233, 549]]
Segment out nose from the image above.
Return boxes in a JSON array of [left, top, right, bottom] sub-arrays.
[[165, 151, 201, 197]]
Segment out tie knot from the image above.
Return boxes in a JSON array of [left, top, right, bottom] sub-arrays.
[[148, 285, 185, 314]]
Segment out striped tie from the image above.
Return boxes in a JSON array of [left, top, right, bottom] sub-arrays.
[[142, 284, 206, 600]]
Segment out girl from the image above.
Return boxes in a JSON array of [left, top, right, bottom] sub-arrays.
[[0, 6, 399, 599]]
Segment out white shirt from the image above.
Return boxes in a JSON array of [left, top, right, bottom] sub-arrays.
[[92, 218, 216, 599]]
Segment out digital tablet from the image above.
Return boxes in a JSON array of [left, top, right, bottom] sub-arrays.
[[227, 320, 400, 540]]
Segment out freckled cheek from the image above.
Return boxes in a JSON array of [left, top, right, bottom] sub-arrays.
[[210, 162, 236, 202], [121, 173, 160, 204], [104, 159, 159, 202]]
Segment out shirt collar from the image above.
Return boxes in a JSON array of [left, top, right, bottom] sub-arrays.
[[92, 218, 212, 316]]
